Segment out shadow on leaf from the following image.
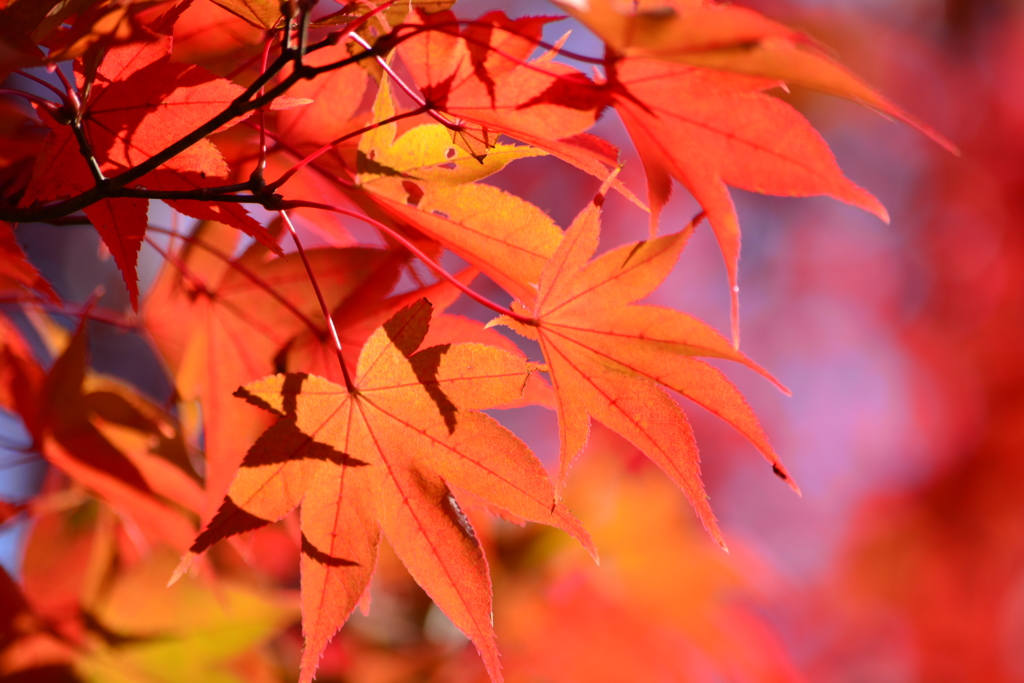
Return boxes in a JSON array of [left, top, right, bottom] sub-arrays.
[[301, 533, 360, 568], [410, 345, 459, 434], [241, 416, 367, 469]]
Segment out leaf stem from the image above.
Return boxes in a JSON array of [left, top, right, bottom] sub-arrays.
[[281, 200, 534, 325], [265, 106, 427, 193], [142, 236, 214, 297], [51, 66, 81, 114], [12, 70, 68, 100], [255, 35, 276, 184], [0, 42, 380, 223], [145, 226, 323, 337], [0, 89, 59, 109], [279, 210, 356, 391], [348, 33, 461, 131]]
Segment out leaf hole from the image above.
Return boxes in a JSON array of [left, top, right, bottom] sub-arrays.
[[402, 180, 424, 207]]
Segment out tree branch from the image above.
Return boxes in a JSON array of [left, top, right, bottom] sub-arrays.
[[0, 43, 378, 224]]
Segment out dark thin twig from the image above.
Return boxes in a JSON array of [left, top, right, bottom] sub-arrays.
[[1, 44, 377, 223], [70, 117, 106, 184], [112, 187, 275, 204]]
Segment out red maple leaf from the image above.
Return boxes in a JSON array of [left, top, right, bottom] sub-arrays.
[[21, 23, 284, 308]]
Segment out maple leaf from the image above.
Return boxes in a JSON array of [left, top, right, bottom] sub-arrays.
[[396, 9, 644, 201], [21, 23, 287, 308], [494, 184, 798, 548], [0, 100, 46, 203], [170, 0, 266, 75], [496, 448, 802, 683], [172, 299, 595, 683], [352, 79, 562, 304], [0, 314, 45, 431], [41, 0, 180, 71], [34, 322, 199, 552], [607, 56, 888, 345], [397, 10, 599, 142], [558, 0, 954, 344], [275, 47, 368, 147], [553, 0, 957, 154], [143, 221, 392, 518], [83, 549, 297, 683], [1, 504, 297, 683], [208, 0, 283, 30], [282, 254, 482, 386]]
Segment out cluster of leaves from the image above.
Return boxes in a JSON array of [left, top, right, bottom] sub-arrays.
[[0, 0, 949, 681]]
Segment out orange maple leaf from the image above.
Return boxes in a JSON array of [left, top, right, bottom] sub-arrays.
[[494, 184, 799, 549], [396, 8, 642, 200], [565, 0, 952, 345], [143, 222, 393, 519], [35, 323, 199, 553], [555, 0, 956, 154], [607, 56, 888, 346], [172, 299, 595, 683], [397, 10, 598, 146]]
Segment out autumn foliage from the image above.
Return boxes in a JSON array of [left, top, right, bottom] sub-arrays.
[[5, 0, 1019, 681]]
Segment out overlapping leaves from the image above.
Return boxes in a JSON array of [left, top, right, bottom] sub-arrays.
[[175, 300, 594, 683], [494, 182, 798, 547], [21, 21, 284, 308], [0, 3, 954, 683]]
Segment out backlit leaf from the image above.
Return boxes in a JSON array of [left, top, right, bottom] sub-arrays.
[[175, 300, 594, 683]]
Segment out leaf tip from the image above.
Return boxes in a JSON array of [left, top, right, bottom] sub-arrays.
[[748, 361, 791, 396], [298, 646, 325, 683], [878, 204, 891, 225], [554, 503, 599, 563], [483, 316, 505, 330], [730, 284, 741, 350], [772, 464, 802, 497], [167, 552, 196, 586], [858, 192, 890, 225]]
